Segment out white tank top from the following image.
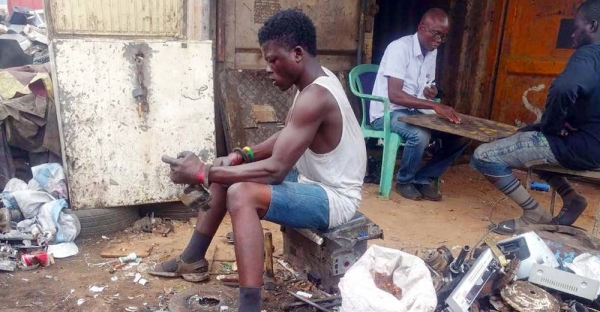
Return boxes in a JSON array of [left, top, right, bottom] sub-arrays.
[[293, 67, 367, 228]]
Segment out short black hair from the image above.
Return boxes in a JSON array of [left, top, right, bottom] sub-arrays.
[[258, 9, 317, 56], [579, 0, 600, 22]]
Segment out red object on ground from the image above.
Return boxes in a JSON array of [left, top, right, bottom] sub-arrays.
[[21, 252, 51, 267]]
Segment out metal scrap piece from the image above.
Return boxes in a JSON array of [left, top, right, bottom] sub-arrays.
[[500, 281, 560, 312], [493, 259, 520, 291], [423, 246, 453, 272], [179, 184, 212, 211]]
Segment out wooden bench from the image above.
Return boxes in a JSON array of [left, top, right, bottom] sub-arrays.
[[526, 165, 600, 236]]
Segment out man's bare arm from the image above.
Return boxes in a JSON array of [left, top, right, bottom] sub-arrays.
[[387, 77, 438, 110], [248, 131, 280, 162], [209, 85, 328, 185], [387, 77, 460, 123]]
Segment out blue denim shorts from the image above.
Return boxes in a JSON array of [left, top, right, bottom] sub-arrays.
[[263, 169, 330, 230]]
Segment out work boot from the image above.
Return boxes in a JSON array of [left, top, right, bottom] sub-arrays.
[[415, 184, 442, 201], [552, 195, 588, 226], [395, 183, 423, 200]]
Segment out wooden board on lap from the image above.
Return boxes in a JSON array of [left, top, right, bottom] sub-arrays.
[[398, 113, 518, 142]]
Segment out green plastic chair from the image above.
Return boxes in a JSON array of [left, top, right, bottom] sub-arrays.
[[349, 64, 439, 198], [349, 64, 403, 198]]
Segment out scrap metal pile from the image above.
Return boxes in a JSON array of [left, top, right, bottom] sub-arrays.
[[425, 226, 600, 312], [0, 6, 48, 69]]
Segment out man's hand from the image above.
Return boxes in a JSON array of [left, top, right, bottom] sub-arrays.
[[162, 151, 205, 185], [424, 85, 438, 100], [434, 105, 461, 124], [212, 151, 245, 167], [559, 122, 578, 137]]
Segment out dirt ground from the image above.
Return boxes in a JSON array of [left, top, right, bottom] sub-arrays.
[[1, 164, 598, 311]]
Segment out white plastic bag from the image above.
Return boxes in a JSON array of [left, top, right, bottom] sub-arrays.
[[566, 253, 600, 296], [31, 163, 68, 199], [339, 245, 437, 312]]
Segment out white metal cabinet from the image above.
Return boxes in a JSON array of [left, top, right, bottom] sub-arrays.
[[46, 0, 215, 209]]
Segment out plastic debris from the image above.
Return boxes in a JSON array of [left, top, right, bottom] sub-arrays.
[[77, 299, 85, 306], [296, 291, 313, 299], [134, 273, 142, 283], [119, 253, 137, 263], [138, 278, 148, 286], [88, 285, 106, 293], [111, 276, 118, 282], [48, 242, 79, 258]]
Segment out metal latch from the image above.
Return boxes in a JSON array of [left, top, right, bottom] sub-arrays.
[[132, 54, 149, 118]]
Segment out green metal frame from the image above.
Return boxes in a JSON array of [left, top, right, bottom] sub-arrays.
[[349, 64, 439, 198]]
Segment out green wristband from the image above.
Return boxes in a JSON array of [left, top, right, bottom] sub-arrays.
[[243, 146, 254, 162]]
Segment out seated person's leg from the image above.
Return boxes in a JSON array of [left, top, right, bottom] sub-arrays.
[[470, 131, 560, 234], [150, 183, 229, 281], [538, 172, 588, 225], [225, 170, 330, 311], [413, 132, 471, 200], [372, 110, 432, 200], [225, 182, 271, 311]]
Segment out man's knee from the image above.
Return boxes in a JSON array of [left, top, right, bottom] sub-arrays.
[[472, 144, 488, 162], [402, 126, 431, 147], [226, 182, 253, 215], [470, 143, 512, 177]]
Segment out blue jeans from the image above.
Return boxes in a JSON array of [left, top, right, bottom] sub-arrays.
[[263, 169, 330, 230], [372, 109, 470, 185], [470, 131, 560, 177]]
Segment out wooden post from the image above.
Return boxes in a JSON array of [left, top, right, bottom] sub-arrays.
[[264, 232, 274, 278]]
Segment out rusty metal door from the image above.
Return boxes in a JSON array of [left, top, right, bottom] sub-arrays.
[[45, 0, 215, 209], [491, 0, 581, 126]]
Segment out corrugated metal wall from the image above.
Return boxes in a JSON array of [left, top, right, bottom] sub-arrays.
[[49, 0, 183, 36]]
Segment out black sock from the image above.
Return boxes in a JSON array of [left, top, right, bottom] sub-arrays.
[[238, 287, 261, 312], [540, 173, 588, 225], [181, 231, 213, 263]]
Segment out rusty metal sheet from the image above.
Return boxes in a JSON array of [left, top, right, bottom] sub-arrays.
[[490, 0, 580, 126], [218, 69, 293, 148], [218, 69, 359, 149]]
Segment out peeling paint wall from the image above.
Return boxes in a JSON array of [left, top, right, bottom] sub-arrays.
[[54, 39, 215, 208], [46, 0, 215, 209]]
